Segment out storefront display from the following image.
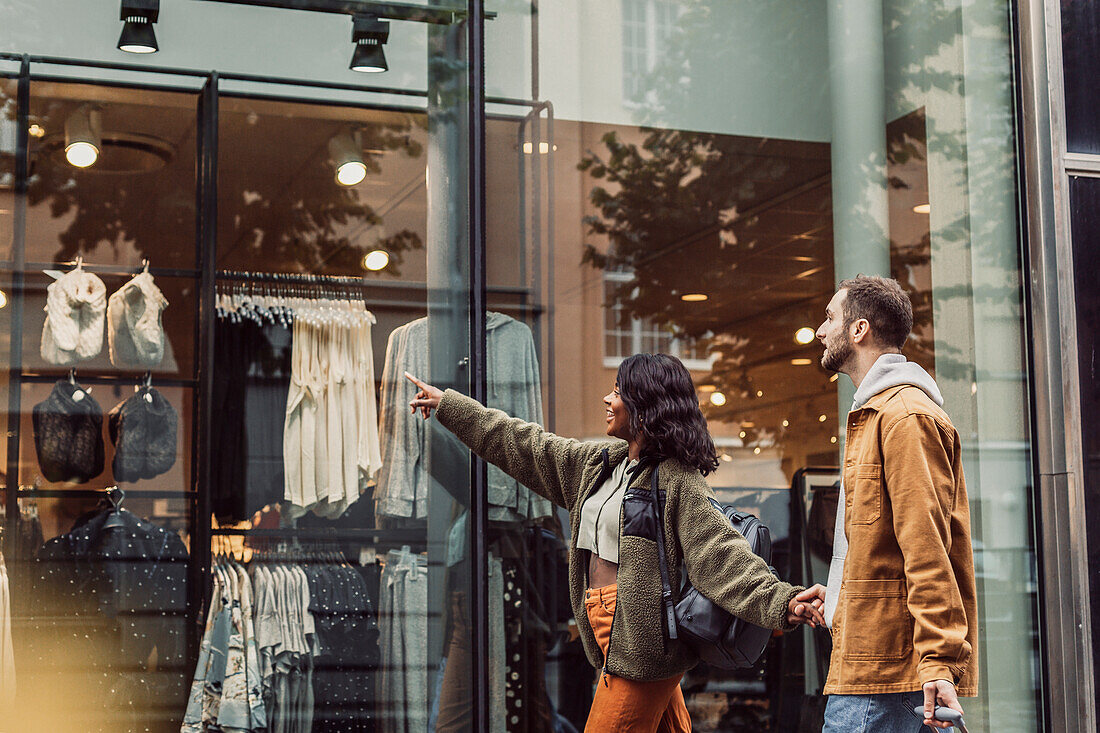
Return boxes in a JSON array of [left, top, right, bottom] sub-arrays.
[[0, 0, 1058, 729]]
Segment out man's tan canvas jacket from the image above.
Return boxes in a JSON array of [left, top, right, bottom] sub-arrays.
[[824, 382, 979, 696]]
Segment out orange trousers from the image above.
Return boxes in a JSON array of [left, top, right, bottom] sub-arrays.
[[583, 585, 692, 733]]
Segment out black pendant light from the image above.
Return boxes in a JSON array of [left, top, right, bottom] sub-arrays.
[[118, 0, 159, 54], [350, 15, 389, 73]]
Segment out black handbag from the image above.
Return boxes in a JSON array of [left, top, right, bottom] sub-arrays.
[[650, 465, 778, 669]]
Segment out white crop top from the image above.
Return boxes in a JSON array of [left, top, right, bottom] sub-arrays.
[[576, 458, 639, 564]]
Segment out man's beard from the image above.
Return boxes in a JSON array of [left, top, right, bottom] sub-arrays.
[[821, 331, 854, 373]]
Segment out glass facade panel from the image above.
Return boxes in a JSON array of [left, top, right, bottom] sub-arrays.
[[0, 8, 474, 731], [1061, 0, 1100, 154], [1069, 174, 1100, 716], [486, 1, 1040, 731]]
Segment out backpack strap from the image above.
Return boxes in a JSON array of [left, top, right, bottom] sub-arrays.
[[648, 463, 678, 641]]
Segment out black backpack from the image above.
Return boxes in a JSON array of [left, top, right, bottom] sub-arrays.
[[649, 465, 778, 670]]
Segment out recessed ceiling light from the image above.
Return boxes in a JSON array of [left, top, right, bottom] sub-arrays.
[[28, 124, 45, 138], [753, 446, 761, 455], [830, 436, 838, 444], [362, 249, 389, 271], [755, 390, 764, 397], [791, 358, 813, 365], [721, 454, 732, 462], [681, 293, 708, 302], [741, 422, 755, 428], [818, 414, 828, 422], [522, 142, 558, 154], [913, 203, 931, 214], [781, 419, 789, 428], [739, 430, 747, 438], [697, 384, 716, 393], [709, 392, 726, 407], [794, 327, 815, 344]]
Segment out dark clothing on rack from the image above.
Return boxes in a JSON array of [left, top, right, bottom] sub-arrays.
[[32, 379, 105, 483], [307, 563, 381, 732], [212, 317, 251, 521], [26, 508, 189, 732], [211, 318, 291, 522]]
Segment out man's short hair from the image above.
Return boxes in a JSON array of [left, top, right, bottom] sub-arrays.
[[838, 275, 913, 349]]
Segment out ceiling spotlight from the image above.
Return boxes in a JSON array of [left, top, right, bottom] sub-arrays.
[[830, 436, 838, 444], [739, 430, 747, 439], [28, 124, 45, 138], [329, 130, 367, 186], [65, 106, 102, 168], [681, 293, 708, 302], [362, 249, 390, 271], [912, 203, 931, 214], [709, 391, 727, 407], [755, 390, 764, 397], [791, 358, 813, 366], [781, 419, 789, 428], [818, 413, 828, 422], [753, 447, 762, 455], [794, 327, 816, 344], [117, 0, 159, 54], [350, 15, 389, 73], [0, 290, 8, 309]]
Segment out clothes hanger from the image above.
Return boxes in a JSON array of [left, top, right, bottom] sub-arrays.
[[102, 486, 126, 530]]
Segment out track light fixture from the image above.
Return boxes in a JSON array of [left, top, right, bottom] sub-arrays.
[[328, 130, 367, 187], [117, 0, 159, 54], [65, 106, 102, 169], [350, 14, 389, 73]]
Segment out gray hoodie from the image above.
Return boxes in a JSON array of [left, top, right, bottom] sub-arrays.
[[824, 353, 944, 628], [374, 312, 550, 521]]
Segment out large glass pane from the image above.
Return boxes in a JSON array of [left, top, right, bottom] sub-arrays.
[[5, 79, 199, 732], [1068, 174, 1100, 716], [209, 56, 472, 733], [1061, 0, 1100, 154], [487, 1, 1039, 731]]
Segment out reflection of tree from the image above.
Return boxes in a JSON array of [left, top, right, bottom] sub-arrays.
[[6, 92, 424, 275], [578, 0, 1019, 440]]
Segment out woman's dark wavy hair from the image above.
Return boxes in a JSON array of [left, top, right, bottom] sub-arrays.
[[616, 353, 719, 476]]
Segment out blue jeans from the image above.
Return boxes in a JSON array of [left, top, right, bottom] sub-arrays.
[[823, 692, 950, 732]]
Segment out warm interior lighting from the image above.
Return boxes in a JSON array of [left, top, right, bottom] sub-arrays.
[[362, 249, 390, 271], [329, 131, 367, 186], [739, 430, 747, 438], [790, 358, 813, 365], [681, 293, 708, 302], [741, 422, 755, 428], [755, 390, 763, 397], [912, 203, 931, 214], [753, 447, 761, 455], [28, 124, 45, 138], [0, 290, 8, 309], [65, 106, 102, 169], [829, 373, 839, 382], [697, 384, 716, 393], [709, 391, 726, 406], [781, 419, 789, 428], [794, 327, 816, 344], [720, 454, 732, 462], [830, 436, 838, 444], [818, 414, 828, 422], [522, 142, 558, 154]]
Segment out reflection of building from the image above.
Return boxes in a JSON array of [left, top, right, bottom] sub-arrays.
[[0, 0, 1095, 730]]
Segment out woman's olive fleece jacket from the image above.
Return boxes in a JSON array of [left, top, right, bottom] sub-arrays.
[[436, 390, 803, 681]]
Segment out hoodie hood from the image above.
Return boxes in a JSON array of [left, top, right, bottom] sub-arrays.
[[486, 311, 514, 331], [851, 353, 942, 409]]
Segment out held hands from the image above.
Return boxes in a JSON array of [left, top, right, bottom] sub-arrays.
[[786, 584, 826, 628], [406, 372, 443, 419], [922, 680, 963, 729]]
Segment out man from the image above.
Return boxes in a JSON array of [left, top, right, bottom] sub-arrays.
[[816, 276, 978, 732]]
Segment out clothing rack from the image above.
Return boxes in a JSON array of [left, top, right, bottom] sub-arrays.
[[15, 488, 194, 500], [211, 526, 426, 545]]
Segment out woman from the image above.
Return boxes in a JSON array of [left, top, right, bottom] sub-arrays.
[[406, 353, 825, 733]]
